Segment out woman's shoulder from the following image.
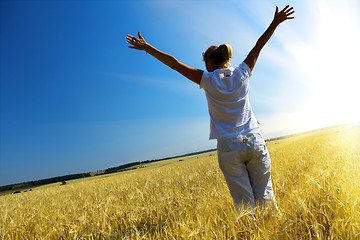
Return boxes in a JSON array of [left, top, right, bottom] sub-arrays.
[[235, 62, 252, 78], [200, 71, 213, 89]]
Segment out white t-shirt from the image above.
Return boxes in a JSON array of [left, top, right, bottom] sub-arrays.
[[200, 62, 259, 140]]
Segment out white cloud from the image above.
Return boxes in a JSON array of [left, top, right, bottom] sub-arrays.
[[100, 72, 203, 99]]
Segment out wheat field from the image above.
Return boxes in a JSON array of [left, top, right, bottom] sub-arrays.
[[1, 124, 359, 239]]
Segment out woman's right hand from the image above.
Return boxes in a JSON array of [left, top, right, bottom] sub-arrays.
[[273, 5, 295, 25]]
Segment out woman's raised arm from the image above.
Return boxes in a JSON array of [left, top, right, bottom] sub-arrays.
[[244, 5, 294, 72], [126, 32, 203, 85]]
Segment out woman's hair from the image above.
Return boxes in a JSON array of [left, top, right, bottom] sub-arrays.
[[202, 43, 233, 68]]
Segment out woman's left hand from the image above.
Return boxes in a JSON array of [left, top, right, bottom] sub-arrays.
[[126, 31, 148, 51]]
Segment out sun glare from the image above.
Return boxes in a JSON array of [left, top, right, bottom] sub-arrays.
[[292, 0, 360, 126]]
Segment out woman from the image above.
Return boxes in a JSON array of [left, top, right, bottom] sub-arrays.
[[126, 5, 294, 211]]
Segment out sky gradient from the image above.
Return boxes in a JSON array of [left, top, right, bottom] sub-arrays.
[[1, 0, 359, 186]]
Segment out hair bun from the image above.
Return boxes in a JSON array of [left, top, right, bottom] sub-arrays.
[[202, 43, 233, 68], [219, 43, 232, 60]]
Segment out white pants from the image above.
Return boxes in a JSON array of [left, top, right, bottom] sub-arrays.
[[217, 128, 277, 210]]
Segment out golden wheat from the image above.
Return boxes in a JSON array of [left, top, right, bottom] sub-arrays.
[[1, 124, 359, 239]]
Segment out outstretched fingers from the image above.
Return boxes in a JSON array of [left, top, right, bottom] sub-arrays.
[[282, 5, 295, 18], [284, 7, 294, 14], [126, 34, 140, 47], [126, 32, 148, 51], [127, 37, 137, 48], [126, 34, 135, 44], [275, 5, 295, 23], [281, 5, 292, 12], [138, 31, 144, 40]]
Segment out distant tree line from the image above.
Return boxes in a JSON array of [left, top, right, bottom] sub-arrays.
[[1, 148, 217, 193], [0, 173, 90, 192]]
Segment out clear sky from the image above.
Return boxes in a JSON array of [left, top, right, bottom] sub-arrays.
[[1, 0, 359, 186]]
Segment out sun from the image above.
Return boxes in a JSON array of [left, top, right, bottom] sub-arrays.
[[291, 0, 360, 126]]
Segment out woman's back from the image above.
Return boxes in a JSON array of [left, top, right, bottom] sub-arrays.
[[200, 62, 259, 140]]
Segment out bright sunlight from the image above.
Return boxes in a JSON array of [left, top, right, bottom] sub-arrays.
[[292, 0, 360, 125]]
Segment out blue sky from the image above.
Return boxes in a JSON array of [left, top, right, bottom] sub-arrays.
[[1, 0, 359, 186]]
